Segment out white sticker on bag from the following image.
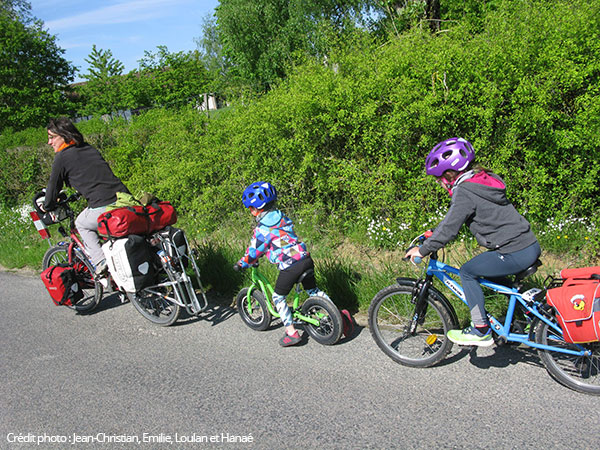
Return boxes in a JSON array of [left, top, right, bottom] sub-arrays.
[[138, 262, 149, 275]]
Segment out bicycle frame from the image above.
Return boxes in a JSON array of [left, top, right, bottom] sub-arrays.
[[145, 231, 208, 315], [424, 257, 591, 357], [56, 228, 92, 265], [244, 267, 320, 326], [31, 199, 95, 268]]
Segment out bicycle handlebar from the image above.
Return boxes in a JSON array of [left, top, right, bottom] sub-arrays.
[[403, 230, 433, 264], [59, 192, 82, 205]]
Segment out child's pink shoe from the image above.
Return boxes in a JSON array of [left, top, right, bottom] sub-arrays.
[[279, 331, 301, 347]]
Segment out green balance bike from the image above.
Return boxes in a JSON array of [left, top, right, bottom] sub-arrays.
[[236, 266, 343, 345]]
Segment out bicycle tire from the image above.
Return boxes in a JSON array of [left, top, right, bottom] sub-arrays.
[[236, 288, 271, 331], [368, 283, 454, 368], [42, 245, 102, 313], [534, 314, 600, 395], [300, 296, 343, 345], [127, 270, 181, 327]]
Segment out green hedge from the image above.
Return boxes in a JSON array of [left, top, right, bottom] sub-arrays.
[[1, 0, 598, 258]]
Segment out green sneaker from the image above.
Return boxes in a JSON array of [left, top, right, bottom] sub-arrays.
[[447, 326, 493, 347]]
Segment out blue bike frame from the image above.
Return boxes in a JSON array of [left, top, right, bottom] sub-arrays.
[[426, 258, 591, 357]]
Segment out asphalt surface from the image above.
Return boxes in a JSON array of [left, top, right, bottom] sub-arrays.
[[1, 271, 598, 449]]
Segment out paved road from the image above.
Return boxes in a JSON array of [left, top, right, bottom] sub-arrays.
[[1, 271, 598, 449]]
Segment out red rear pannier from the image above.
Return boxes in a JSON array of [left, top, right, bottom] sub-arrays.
[[546, 268, 600, 344], [40, 264, 84, 306], [560, 266, 600, 280]]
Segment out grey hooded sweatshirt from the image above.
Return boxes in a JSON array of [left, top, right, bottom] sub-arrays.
[[419, 171, 538, 257]]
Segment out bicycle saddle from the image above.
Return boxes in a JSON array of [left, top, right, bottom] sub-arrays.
[[295, 269, 315, 290], [513, 259, 542, 283], [488, 259, 542, 288]]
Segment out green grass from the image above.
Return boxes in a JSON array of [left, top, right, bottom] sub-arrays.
[[3, 203, 599, 324], [0, 205, 51, 271]]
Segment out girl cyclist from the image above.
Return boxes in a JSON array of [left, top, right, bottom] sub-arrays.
[[405, 137, 541, 346], [234, 181, 330, 347]]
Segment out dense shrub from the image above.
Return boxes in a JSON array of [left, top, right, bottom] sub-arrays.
[[1, 0, 598, 259]]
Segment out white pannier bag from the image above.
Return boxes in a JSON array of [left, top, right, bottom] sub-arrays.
[[102, 235, 156, 293]]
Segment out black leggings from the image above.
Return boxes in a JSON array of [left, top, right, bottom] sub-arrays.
[[274, 256, 317, 296]]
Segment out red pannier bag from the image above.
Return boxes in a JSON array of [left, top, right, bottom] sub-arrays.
[[97, 205, 151, 237], [546, 267, 600, 344], [40, 263, 84, 306], [147, 201, 177, 233]]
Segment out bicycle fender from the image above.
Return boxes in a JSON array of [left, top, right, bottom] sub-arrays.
[[395, 277, 459, 328]]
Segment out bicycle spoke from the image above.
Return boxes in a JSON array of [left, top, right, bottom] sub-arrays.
[[368, 284, 454, 367]]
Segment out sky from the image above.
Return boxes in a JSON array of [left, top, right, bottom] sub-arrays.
[[29, 0, 220, 82]]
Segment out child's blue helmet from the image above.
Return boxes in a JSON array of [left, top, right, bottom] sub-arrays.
[[242, 181, 277, 209]]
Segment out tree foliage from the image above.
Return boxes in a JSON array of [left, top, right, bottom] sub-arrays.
[[0, 3, 75, 131], [82, 45, 125, 81], [1, 0, 33, 22], [215, 0, 373, 91], [75, 46, 211, 116], [195, 14, 230, 81]]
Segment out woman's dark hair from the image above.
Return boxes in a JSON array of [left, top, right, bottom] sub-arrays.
[[47, 117, 84, 146]]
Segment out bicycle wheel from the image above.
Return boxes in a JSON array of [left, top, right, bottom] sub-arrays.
[[300, 296, 343, 345], [236, 288, 271, 331], [42, 245, 102, 313], [127, 272, 180, 326], [535, 315, 600, 395], [368, 284, 454, 368]]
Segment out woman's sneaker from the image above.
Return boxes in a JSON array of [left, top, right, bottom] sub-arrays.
[[94, 259, 108, 277], [447, 326, 493, 347]]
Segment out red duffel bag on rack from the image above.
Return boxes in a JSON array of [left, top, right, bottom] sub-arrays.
[[147, 201, 177, 233], [97, 201, 177, 238], [97, 205, 151, 237]]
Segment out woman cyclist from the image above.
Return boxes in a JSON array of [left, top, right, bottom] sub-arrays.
[[405, 137, 541, 346], [43, 117, 130, 275]]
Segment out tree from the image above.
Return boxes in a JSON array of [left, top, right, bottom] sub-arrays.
[[135, 46, 210, 108], [75, 46, 211, 116], [74, 45, 126, 116], [1, 0, 33, 23], [0, 5, 75, 131], [377, 1, 440, 35], [196, 14, 228, 76], [215, 0, 373, 91], [82, 45, 125, 81]]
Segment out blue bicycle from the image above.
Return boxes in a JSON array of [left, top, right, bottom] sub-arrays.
[[368, 232, 600, 395]]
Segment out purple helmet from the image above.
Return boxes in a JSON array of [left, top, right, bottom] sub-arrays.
[[425, 137, 475, 177], [242, 181, 277, 209]]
